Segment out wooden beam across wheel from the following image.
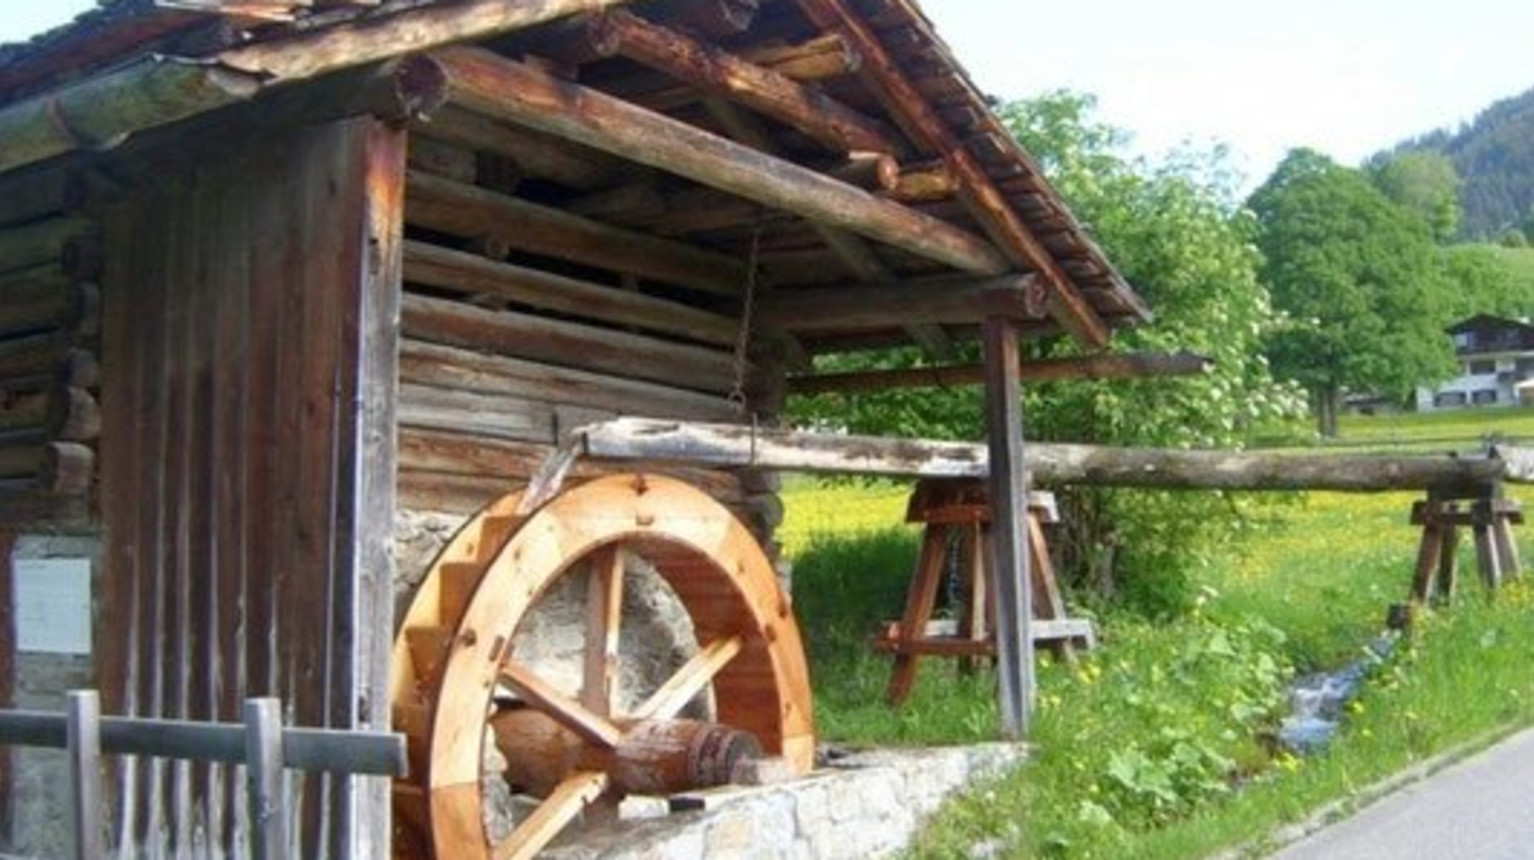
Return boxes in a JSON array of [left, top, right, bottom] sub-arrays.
[[389, 474, 815, 860]]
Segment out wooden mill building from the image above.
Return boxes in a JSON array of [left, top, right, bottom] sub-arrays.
[[0, 0, 1151, 856]]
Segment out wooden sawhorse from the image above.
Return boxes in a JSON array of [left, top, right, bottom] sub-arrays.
[[872, 478, 1095, 706], [1410, 484, 1523, 605]]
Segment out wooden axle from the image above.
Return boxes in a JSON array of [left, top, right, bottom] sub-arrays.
[[491, 711, 763, 798]]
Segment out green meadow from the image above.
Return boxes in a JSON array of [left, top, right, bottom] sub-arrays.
[[780, 408, 1534, 859]]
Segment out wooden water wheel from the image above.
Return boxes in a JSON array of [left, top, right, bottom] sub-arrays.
[[389, 473, 816, 860]]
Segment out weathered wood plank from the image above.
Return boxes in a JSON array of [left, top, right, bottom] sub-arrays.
[[0, 57, 262, 175], [406, 172, 747, 296], [402, 293, 738, 393], [218, 0, 643, 80], [430, 47, 1011, 276], [562, 417, 1507, 491], [0, 218, 96, 277], [403, 240, 738, 346], [982, 315, 1033, 738], [399, 340, 737, 422], [411, 107, 619, 190]]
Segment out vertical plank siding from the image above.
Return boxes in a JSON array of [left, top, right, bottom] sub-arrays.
[[99, 117, 403, 859]]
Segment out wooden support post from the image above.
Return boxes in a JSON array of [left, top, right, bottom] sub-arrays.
[[982, 316, 1032, 738], [244, 698, 286, 860], [885, 527, 950, 705], [66, 691, 104, 860], [1409, 497, 1447, 604]]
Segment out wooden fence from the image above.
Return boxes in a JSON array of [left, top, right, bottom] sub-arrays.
[[0, 691, 406, 860]]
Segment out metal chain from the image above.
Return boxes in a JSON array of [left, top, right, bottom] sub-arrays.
[[728, 218, 764, 415]]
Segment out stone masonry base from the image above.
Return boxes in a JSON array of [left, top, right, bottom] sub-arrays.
[[541, 744, 1027, 860]]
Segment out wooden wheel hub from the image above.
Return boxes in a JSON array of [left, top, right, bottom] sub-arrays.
[[390, 474, 814, 860]]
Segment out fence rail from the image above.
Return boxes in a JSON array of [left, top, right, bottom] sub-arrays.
[[0, 690, 407, 860]]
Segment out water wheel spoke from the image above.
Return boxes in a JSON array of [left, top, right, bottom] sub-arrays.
[[493, 770, 611, 860], [631, 635, 744, 721], [581, 546, 625, 716], [501, 660, 623, 749]]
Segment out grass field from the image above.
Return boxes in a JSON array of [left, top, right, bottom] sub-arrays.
[[779, 407, 1534, 859]]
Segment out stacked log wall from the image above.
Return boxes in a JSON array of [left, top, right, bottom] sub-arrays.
[[395, 134, 787, 573], [0, 169, 102, 530]]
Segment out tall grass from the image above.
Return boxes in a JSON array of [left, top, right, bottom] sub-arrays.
[[780, 407, 1534, 858]]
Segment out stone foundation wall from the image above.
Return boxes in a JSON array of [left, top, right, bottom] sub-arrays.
[[541, 744, 1027, 860]]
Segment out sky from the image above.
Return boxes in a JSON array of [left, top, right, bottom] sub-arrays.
[[3, 1, 1533, 191]]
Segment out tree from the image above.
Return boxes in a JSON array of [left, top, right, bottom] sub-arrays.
[[1368, 151, 1462, 241], [792, 92, 1302, 615], [1249, 149, 1457, 436]]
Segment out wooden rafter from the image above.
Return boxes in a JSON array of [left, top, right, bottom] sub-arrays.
[[699, 97, 949, 357], [216, 0, 644, 80], [786, 351, 1213, 395], [793, 0, 1113, 348], [428, 46, 1011, 276], [587, 9, 896, 156]]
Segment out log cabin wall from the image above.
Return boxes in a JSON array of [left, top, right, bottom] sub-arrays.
[[96, 115, 404, 859], [394, 129, 788, 580], [0, 167, 102, 529]]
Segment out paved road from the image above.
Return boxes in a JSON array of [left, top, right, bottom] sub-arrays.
[[1269, 728, 1534, 859]]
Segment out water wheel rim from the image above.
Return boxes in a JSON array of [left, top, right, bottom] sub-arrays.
[[394, 473, 814, 860]]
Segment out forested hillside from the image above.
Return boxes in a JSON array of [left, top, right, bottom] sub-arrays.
[[1379, 87, 1534, 241]]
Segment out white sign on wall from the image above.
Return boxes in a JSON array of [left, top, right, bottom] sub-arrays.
[[14, 557, 93, 655]]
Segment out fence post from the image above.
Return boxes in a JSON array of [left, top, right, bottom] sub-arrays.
[[66, 690, 103, 860], [244, 698, 286, 860]]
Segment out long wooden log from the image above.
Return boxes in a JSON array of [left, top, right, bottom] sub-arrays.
[[561, 417, 1506, 492], [761, 275, 1045, 332], [0, 219, 96, 277], [406, 171, 747, 296], [430, 46, 1012, 276], [397, 428, 744, 502], [402, 293, 738, 392], [402, 240, 738, 346], [788, 351, 1213, 394], [587, 9, 896, 155], [0, 56, 262, 174], [620, 33, 862, 113], [399, 339, 737, 422], [0, 169, 88, 231], [217, 0, 643, 80], [0, 280, 97, 339], [793, 0, 1117, 348], [399, 384, 566, 444], [411, 107, 620, 189], [0, 341, 98, 389]]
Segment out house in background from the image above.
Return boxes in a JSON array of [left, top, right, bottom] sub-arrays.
[[1417, 314, 1534, 410]]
